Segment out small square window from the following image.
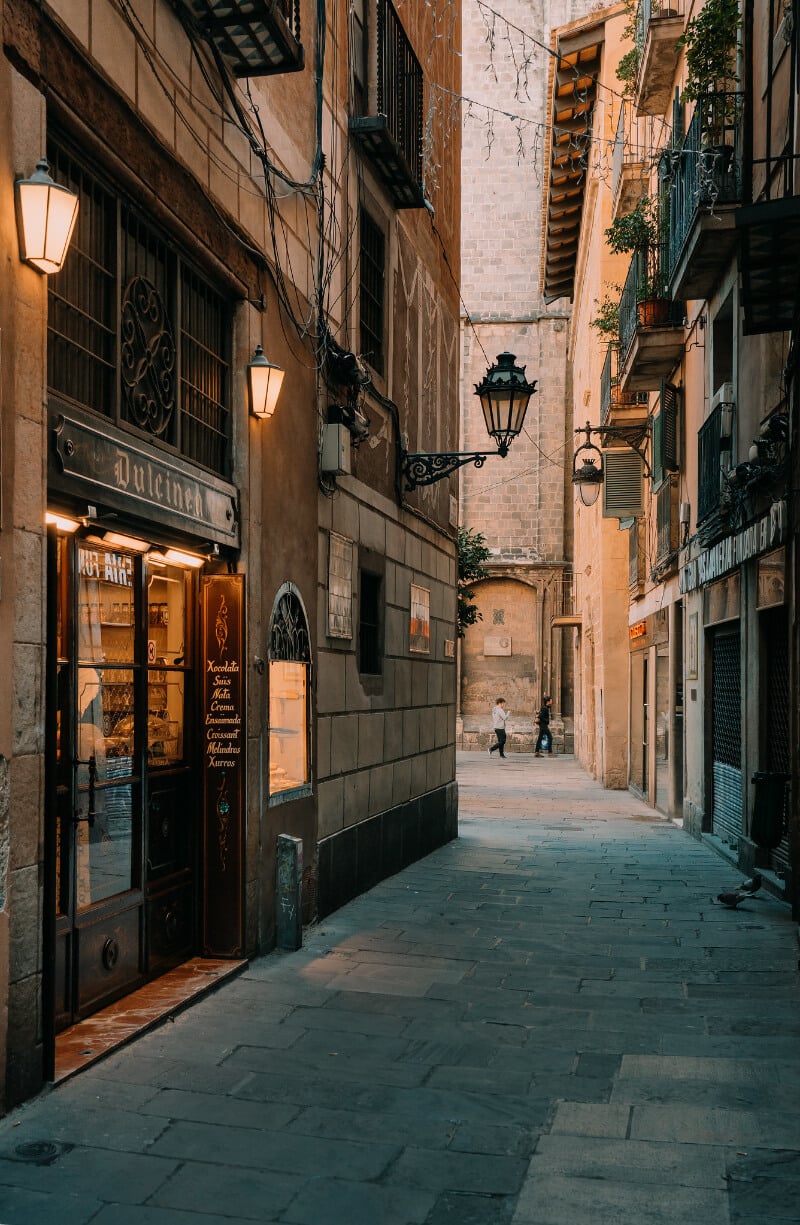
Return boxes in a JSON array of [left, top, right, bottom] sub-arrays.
[[492, 609, 505, 625]]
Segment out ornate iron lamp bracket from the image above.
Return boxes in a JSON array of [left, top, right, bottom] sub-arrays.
[[400, 449, 496, 491], [575, 420, 653, 480]]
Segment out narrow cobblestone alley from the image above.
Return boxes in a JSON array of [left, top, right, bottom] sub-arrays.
[[1, 754, 799, 1225]]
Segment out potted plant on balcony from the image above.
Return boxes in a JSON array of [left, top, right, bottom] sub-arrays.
[[678, 0, 741, 170], [604, 194, 659, 254], [604, 196, 670, 327]]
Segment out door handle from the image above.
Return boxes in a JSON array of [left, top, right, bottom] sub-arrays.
[[74, 752, 97, 827]]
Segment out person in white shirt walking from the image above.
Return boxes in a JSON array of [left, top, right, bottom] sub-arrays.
[[488, 698, 510, 758]]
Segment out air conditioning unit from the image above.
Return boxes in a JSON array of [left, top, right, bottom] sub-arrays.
[[711, 383, 734, 447], [711, 382, 734, 411]]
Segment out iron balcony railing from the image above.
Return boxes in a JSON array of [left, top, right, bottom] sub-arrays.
[[619, 245, 683, 361], [667, 92, 744, 274], [376, 0, 423, 187], [698, 402, 723, 523], [600, 343, 649, 425], [634, 0, 686, 49], [350, 0, 424, 205]]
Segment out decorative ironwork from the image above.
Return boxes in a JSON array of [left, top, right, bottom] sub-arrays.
[[176, 0, 304, 77], [121, 276, 176, 439], [574, 421, 653, 481], [401, 450, 490, 491], [349, 0, 424, 208], [270, 589, 311, 662]]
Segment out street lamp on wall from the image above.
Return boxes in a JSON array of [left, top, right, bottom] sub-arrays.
[[247, 344, 285, 419], [15, 158, 79, 274], [401, 352, 537, 491], [571, 420, 652, 507]]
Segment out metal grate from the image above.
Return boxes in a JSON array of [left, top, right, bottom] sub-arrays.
[[712, 630, 742, 845], [180, 269, 230, 473], [359, 207, 385, 374], [47, 137, 231, 478], [47, 144, 116, 417]]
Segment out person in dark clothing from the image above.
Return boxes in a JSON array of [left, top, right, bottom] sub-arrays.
[[534, 695, 553, 756]]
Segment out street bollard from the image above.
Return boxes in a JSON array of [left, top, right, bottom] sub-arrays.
[[276, 833, 303, 950]]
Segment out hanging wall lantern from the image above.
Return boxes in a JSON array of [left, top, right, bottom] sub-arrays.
[[15, 158, 79, 274]]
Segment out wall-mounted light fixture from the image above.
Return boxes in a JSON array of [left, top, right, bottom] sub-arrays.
[[45, 510, 81, 533], [149, 547, 206, 569], [401, 352, 537, 491], [247, 344, 284, 419], [571, 419, 652, 508], [15, 158, 79, 274]]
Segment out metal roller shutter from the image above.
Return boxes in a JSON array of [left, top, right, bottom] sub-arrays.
[[712, 631, 742, 846]]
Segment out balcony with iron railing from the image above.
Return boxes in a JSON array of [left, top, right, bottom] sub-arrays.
[[629, 519, 645, 592], [697, 401, 724, 525], [654, 476, 679, 572], [634, 0, 685, 117], [600, 343, 649, 427], [667, 93, 743, 300], [350, 0, 425, 208], [618, 244, 684, 392], [611, 102, 647, 222], [176, 0, 303, 76]]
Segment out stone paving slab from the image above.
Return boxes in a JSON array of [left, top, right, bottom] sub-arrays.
[[1, 754, 799, 1225]]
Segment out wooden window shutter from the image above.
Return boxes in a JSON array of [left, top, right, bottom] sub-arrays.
[[661, 380, 679, 471], [602, 448, 643, 519]]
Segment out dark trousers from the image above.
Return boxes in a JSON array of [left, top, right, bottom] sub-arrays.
[[489, 729, 507, 757], [535, 725, 552, 753]]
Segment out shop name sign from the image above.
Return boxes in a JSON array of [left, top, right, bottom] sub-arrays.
[[679, 503, 786, 595], [52, 411, 239, 547]]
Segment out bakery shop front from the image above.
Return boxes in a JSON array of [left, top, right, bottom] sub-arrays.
[[43, 134, 247, 1048]]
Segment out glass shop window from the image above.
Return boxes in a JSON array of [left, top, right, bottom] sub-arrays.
[[269, 586, 311, 798]]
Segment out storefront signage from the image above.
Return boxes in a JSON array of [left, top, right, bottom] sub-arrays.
[[201, 573, 245, 956], [679, 503, 786, 595], [629, 620, 647, 641], [51, 410, 239, 547]]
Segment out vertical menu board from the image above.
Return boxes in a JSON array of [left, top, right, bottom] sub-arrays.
[[201, 573, 245, 957]]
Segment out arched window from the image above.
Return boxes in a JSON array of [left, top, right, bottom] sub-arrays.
[[268, 584, 311, 798]]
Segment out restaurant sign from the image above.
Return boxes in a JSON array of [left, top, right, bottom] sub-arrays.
[[51, 409, 239, 547], [201, 573, 245, 957], [679, 502, 786, 595]]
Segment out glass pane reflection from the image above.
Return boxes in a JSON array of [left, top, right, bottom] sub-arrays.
[[78, 546, 135, 665], [148, 672, 184, 766], [269, 661, 308, 795], [75, 781, 135, 907]]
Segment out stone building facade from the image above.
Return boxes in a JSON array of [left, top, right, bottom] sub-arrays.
[[0, 0, 460, 1110], [458, 1, 593, 753], [542, 0, 800, 914]]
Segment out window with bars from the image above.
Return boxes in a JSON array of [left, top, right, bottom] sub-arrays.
[[359, 206, 386, 375], [47, 137, 232, 477], [655, 478, 678, 567]]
